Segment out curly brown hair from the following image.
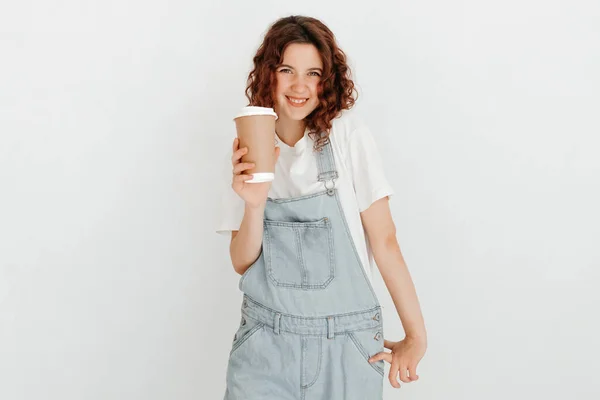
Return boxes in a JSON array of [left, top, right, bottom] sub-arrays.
[[244, 15, 359, 152]]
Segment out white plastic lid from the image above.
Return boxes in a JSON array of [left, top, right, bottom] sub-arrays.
[[245, 172, 275, 183], [233, 106, 278, 121]]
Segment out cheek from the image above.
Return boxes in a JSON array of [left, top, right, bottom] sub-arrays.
[[310, 85, 321, 103], [276, 75, 292, 89], [273, 81, 283, 97], [311, 82, 322, 98], [310, 98, 320, 110], [273, 77, 284, 94]]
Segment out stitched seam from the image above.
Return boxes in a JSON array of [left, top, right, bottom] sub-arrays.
[[347, 332, 384, 377], [264, 218, 328, 228], [229, 323, 264, 357], [267, 190, 329, 203], [265, 222, 333, 289], [244, 295, 380, 320], [301, 336, 322, 389], [263, 222, 271, 275], [333, 191, 380, 304], [327, 219, 335, 283], [300, 336, 306, 390], [295, 228, 307, 286]]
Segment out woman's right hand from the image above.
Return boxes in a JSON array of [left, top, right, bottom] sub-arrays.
[[231, 137, 280, 209]]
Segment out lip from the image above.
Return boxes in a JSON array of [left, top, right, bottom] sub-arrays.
[[286, 95, 308, 108]]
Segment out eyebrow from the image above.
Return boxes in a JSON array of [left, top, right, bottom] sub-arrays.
[[278, 64, 323, 72]]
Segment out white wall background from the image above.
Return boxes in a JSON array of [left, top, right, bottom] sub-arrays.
[[1, 1, 599, 399]]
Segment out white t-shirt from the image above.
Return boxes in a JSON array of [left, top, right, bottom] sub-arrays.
[[215, 110, 395, 284]]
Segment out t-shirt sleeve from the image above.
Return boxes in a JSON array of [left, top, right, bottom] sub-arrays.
[[215, 147, 246, 237], [346, 125, 395, 213]]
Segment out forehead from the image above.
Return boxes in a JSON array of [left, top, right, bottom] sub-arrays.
[[281, 43, 323, 68]]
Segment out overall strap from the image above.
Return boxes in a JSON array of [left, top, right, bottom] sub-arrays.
[[315, 134, 339, 196]]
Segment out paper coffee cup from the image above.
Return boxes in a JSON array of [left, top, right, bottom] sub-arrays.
[[233, 106, 278, 183]]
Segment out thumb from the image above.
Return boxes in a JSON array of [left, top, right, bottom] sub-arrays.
[[274, 146, 281, 161]]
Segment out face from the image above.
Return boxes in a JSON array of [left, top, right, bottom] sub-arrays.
[[272, 43, 323, 121]]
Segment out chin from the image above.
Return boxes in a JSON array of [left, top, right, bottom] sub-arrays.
[[290, 112, 313, 121]]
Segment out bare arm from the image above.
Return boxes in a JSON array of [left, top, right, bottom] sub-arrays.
[[360, 197, 427, 341], [229, 204, 266, 275], [229, 138, 280, 275], [361, 196, 427, 388], [228, 136, 280, 275]]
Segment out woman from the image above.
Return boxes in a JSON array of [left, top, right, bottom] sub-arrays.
[[216, 15, 427, 400]]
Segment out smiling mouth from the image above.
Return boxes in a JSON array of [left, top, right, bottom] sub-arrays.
[[286, 96, 308, 105]]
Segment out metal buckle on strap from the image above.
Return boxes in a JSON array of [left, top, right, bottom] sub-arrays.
[[324, 179, 336, 196]]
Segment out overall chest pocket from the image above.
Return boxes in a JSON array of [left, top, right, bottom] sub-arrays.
[[263, 217, 335, 289]]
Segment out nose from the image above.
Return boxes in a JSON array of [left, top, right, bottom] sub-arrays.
[[290, 74, 308, 93]]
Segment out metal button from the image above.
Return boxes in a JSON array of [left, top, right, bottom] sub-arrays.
[[372, 313, 380, 321], [233, 333, 237, 341], [242, 300, 248, 308], [241, 317, 246, 326], [374, 332, 382, 341]]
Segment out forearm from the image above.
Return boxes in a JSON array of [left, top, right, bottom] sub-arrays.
[[374, 241, 427, 342], [230, 203, 265, 275]]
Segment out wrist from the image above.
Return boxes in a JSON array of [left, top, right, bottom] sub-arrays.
[[245, 202, 266, 213], [405, 331, 427, 343]]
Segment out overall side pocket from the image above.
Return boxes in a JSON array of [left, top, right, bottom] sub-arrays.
[[229, 314, 264, 357], [347, 327, 385, 377]]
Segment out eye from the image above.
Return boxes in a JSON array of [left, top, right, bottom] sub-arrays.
[[309, 71, 321, 77], [279, 68, 292, 73]]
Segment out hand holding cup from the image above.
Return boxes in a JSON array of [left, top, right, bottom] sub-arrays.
[[231, 137, 280, 209], [231, 106, 279, 209]]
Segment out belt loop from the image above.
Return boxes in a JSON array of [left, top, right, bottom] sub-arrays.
[[274, 313, 281, 335], [327, 316, 334, 339]]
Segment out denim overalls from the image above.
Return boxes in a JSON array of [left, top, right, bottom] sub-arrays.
[[224, 136, 384, 400]]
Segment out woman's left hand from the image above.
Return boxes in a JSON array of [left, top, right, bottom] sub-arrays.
[[368, 336, 427, 388]]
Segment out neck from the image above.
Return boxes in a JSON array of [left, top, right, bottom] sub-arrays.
[[275, 116, 306, 148]]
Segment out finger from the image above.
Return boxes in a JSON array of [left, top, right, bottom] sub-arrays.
[[398, 363, 411, 383], [369, 352, 393, 364], [408, 364, 419, 381], [233, 174, 253, 183], [232, 137, 239, 153], [233, 162, 255, 175], [383, 339, 395, 350], [232, 146, 247, 163], [231, 147, 248, 164], [388, 361, 401, 389]]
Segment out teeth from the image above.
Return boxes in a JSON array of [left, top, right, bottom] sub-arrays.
[[288, 96, 307, 104]]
